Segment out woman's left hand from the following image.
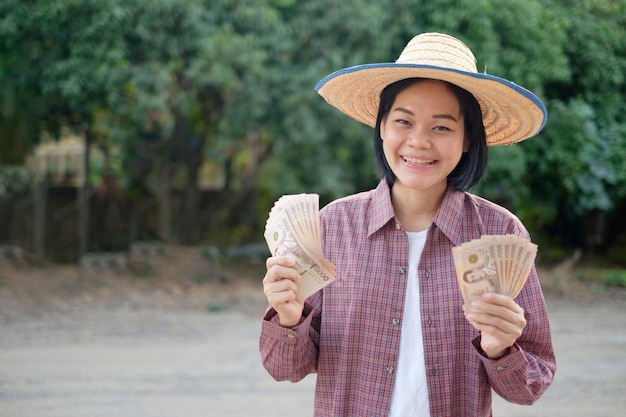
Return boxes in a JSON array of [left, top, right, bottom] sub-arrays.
[[465, 293, 526, 359]]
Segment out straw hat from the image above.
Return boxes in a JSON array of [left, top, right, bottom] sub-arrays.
[[315, 32, 547, 146]]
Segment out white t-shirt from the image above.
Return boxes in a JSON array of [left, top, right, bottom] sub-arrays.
[[388, 229, 431, 417]]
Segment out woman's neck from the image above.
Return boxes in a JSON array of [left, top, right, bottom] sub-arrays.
[[390, 181, 447, 232]]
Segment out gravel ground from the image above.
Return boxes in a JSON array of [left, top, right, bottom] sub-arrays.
[[0, 248, 625, 417]]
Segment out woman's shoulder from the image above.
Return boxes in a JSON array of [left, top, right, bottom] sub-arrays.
[[461, 191, 529, 236], [320, 189, 376, 220], [325, 189, 375, 208], [464, 191, 516, 216]]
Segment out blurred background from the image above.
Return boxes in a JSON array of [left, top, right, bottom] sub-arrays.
[[0, 0, 625, 284], [1, 1, 625, 416]]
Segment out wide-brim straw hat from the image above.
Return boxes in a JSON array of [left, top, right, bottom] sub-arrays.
[[315, 32, 547, 146]]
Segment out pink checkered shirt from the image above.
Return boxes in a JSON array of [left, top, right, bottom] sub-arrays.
[[260, 180, 556, 416]]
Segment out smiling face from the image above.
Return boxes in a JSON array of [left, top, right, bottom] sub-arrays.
[[380, 79, 469, 197]]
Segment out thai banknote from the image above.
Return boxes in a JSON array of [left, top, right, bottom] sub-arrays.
[[264, 194, 335, 299], [452, 234, 537, 311]]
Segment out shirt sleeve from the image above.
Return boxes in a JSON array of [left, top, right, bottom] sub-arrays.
[[473, 263, 557, 405], [259, 298, 321, 383], [259, 202, 334, 384]]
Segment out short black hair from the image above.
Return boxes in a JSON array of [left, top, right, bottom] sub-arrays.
[[373, 78, 488, 192]]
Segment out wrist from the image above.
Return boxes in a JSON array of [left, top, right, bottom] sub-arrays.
[[279, 318, 299, 328], [278, 312, 304, 328], [485, 347, 510, 360]]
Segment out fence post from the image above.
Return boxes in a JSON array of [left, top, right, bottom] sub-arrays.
[[78, 125, 91, 259], [33, 180, 47, 258]]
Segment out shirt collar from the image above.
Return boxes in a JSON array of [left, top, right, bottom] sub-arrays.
[[368, 180, 397, 237], [432, 186, 466, 246], [368, 179, 467, 245]]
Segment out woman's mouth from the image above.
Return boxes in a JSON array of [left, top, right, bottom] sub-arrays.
[[403, 156, 435, 166]]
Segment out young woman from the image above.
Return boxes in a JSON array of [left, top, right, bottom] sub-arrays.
[[259, 32, 556, 417]]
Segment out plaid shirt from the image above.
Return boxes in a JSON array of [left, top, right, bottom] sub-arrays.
[[260, 180, 556, 417]]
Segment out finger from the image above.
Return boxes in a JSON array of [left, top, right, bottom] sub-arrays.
[[466, 308, 526, 342], [265, 275, 299, 295], [266, 256, 296, 270], [469, 314, 524, 337], [266, 285, 299, 305], [472, 294, 524, 316], [263, 262, 302, 301], [467, 295, 525, 325], [468, 315, 523, 350], [263, 264, 301, 286], [480, 293, 520, 308], [469, 303, 524, 324], [468, 302, 526, 326], [263, 268, 297, 284]]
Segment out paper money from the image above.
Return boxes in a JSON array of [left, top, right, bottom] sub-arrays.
[[264, 194, 336, 299], [452, 234, 537, 311]]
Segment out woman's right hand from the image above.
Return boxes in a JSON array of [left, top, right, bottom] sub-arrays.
[[262, 256, 305, 328]]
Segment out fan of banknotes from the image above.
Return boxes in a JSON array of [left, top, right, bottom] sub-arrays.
[[452, 234, 538, 311], [264, 193, 336, 300]]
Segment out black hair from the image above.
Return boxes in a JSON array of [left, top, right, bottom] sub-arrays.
[[373, 77, 488, 192]]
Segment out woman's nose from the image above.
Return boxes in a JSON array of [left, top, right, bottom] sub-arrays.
[[406, 127, 431, 148]]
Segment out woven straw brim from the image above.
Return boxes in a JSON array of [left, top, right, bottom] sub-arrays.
[[315, 63, 547, 146]]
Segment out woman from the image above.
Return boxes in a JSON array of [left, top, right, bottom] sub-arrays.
[[259, 32, 556, 417]]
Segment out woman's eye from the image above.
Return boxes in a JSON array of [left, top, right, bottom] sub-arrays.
[[434, 125, 451, 131]]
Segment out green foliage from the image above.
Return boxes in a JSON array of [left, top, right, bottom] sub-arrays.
[[474, 0, 626, 251], [413, 0, 570, 89], [575, 268, 626, 288], [256, 0, 395, 200], [1, 0, 127, 119], [532, 100, 617, 212], [548, 0, 626, 123], [0, 165, 33, 201], [0, 0, 625, 255]]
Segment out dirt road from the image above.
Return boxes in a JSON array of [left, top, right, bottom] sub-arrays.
[[0, 251, 624, 417]]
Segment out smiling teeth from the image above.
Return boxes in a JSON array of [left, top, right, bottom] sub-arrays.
[[404, 157, 434, 166]]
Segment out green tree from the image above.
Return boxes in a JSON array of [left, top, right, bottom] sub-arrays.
[[463, 0, 626, 258], [1, 0, 287, 245], [257, 0, 398, 200], [0, 0, 133, 256], [99, 0, 281, 243], [511, 0, 625, 256], [2, 0, 625, 261]]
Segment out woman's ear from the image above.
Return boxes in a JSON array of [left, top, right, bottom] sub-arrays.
[[380, 116, 388, 141]]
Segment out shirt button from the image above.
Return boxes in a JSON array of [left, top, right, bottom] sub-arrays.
[[424, 269, 430, 279], [430, 366, 437, 376], [496, 366, 506, 371], [426, 316, 433, 327], [398, 267, 406, 275], [392, 318, 400, 326], [387, 366, 395, 374], [287, 333, 295, 339]]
